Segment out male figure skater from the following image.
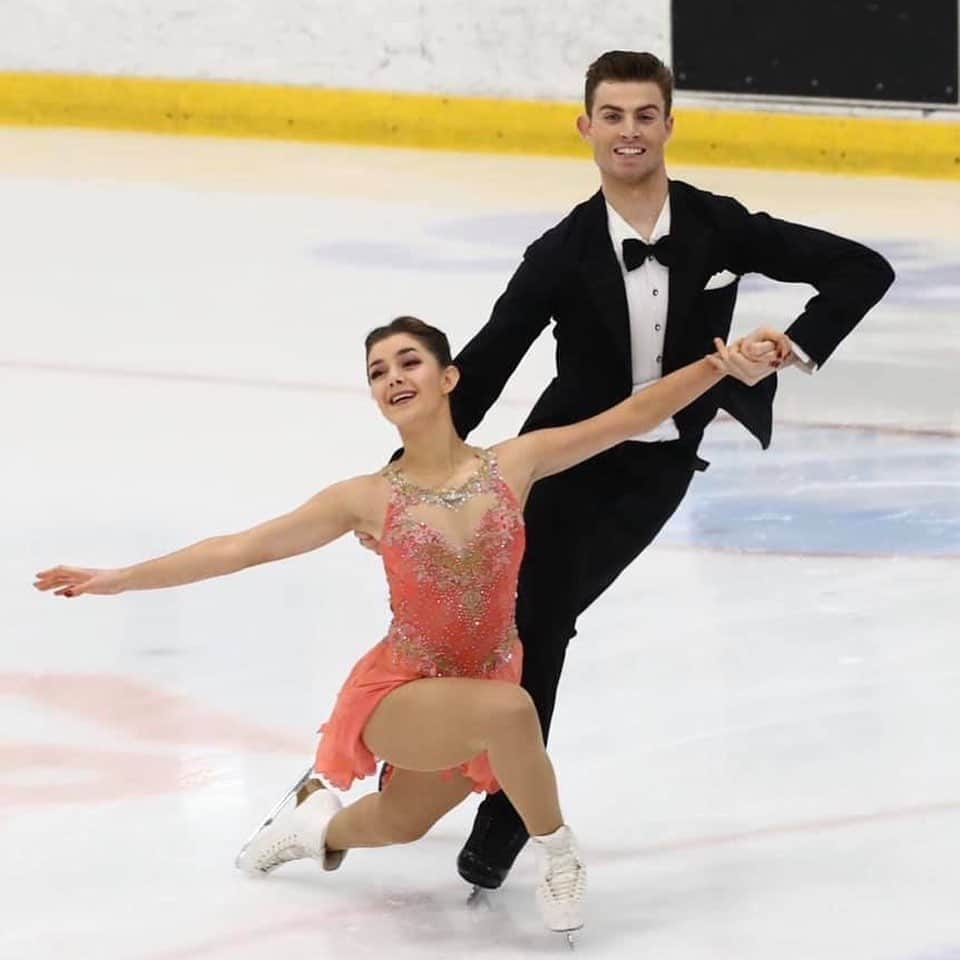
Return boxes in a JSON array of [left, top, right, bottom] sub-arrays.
[[372, 50, 895, 890]]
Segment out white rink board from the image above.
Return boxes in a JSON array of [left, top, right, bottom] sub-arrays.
[[0, 1, 669, 98]]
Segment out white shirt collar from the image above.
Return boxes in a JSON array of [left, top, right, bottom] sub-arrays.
[[605, 194, 671, 246]]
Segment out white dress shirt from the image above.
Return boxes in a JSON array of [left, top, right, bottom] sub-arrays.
[[606, 198, 680, 442], [606, 197, 817, 445]]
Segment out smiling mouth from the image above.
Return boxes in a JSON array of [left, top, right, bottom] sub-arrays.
[[614, 145, 647, 156], [389, 391, 416, 406]]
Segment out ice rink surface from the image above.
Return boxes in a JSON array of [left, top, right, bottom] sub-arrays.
[[1, 128, 958, 959]]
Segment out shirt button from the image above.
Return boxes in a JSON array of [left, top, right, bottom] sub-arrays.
[[652, 288, 659, 296], [656, 354, 663, 363], [655, 323, 662, 331]]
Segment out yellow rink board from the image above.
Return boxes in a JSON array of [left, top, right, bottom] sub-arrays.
[[1, 71, 957, 179]]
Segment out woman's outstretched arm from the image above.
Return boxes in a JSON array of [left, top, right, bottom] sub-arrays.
[[498, 331, 789, 494], [34, 476, 371, 598]]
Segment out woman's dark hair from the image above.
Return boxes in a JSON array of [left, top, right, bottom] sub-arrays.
[[364, 316, 453, 368]]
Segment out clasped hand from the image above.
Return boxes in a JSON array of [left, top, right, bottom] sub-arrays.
[[708, 327, 793, 385]]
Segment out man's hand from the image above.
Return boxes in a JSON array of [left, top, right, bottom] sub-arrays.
[[354, 532, 382, 556], [740, 327, 796, 368]]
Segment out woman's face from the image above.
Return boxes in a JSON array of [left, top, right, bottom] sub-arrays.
[[366, 333, 458, 426]]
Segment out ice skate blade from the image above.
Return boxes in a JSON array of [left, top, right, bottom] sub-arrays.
[[466, 885, 494, 909], [235, 824, 273, 871], [550, 924, 582, 947]]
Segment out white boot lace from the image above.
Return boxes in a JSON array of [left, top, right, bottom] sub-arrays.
[[543, 847, 585, 904], [533, 827, 587, 935], [253, 832, 311, 872]]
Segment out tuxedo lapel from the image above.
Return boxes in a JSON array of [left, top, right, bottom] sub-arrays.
[[576, 184, 716, 382], [663, 181, 712, 372], [577, 191, 632, 384]]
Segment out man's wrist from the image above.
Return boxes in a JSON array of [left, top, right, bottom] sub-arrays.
[[787, 337, 817, 374]]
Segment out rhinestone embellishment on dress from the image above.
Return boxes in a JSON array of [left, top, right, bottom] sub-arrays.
[[383, 455, 491, 509], [379, 448, 525, 679]]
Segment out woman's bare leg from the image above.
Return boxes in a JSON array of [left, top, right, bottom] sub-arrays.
[[324, 677, 563, 853], [324, 767, 473, 851]]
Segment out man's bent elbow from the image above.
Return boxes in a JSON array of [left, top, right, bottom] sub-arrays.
[[870, 249, 896, 298]]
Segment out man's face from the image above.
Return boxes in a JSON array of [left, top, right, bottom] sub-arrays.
[[577, 80, 673, 184]]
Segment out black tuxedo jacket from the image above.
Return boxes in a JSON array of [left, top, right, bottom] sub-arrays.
[[451, 180, 894, 451]]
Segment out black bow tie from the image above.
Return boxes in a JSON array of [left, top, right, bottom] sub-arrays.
[[622, 235, 681, 270]]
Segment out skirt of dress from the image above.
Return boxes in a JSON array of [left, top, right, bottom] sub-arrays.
[[313, 638, 523, 794]]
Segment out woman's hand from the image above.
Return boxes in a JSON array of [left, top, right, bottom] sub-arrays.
[[33, 566, 127, 598], [354, 532, 383, 556], [708, 328, 792, 386]]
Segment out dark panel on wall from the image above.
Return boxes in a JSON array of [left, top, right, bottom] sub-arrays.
[[672, 1, 958, 104]]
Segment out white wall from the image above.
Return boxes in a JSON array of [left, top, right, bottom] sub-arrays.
[[0, 1, 670, 99]]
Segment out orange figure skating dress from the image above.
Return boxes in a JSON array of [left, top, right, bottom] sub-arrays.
[[313, 448, 525, 793]]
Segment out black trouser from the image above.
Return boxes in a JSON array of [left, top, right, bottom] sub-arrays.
[[474, 439, 702, 838]]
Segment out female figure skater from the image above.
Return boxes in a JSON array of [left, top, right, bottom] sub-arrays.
[[34, 317, 787, 939]]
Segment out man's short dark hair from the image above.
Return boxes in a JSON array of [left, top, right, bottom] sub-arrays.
[[585, 51, 674, 117]]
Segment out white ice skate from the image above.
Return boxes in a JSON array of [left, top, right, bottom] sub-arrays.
[[235, 771, 346, 875], [530, 825, 586, 945]]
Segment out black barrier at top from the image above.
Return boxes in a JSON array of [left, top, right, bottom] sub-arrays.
[[672, 0, 959, 105]]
